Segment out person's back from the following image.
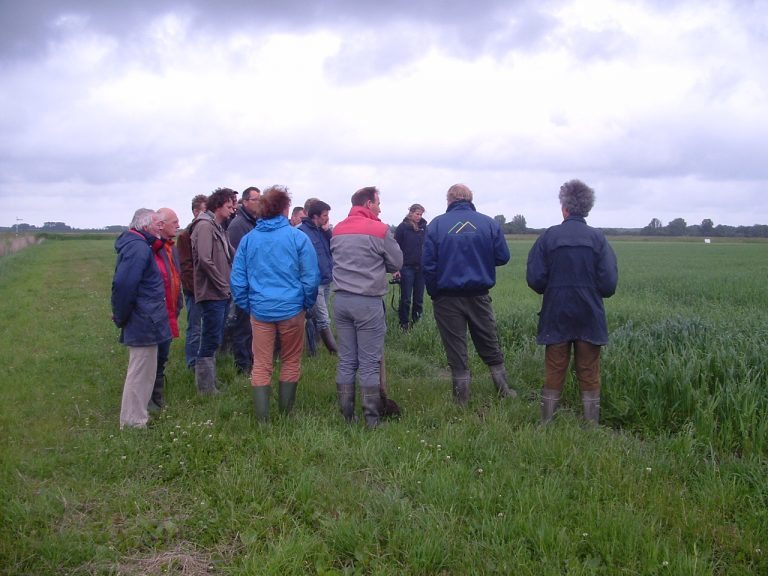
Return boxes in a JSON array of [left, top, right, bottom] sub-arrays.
[[423, 199, 509, 298], [422, 184, 515, 406]]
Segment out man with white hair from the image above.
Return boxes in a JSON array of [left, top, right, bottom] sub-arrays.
[[111, 208, 171, 428]]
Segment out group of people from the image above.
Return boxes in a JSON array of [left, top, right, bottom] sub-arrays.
[[111, 179, 618, 430]]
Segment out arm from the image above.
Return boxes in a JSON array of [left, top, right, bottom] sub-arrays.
[[526, 236, 548, 294], [192, 223, 230, 295], [111, 243, 147, 326], [297, 234, 320, 310], [230, 238, 249, 311], [381, 228, 403, 273], [422, 223, 437, 297], [492, 222, 511, 267], [596, 239, 618, 298]]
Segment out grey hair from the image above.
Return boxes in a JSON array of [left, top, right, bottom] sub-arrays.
[[129, 208, 158, 231], [446, 183, 473, 204], [559, 180, 595, 217]]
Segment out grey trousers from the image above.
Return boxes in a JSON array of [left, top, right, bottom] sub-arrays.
[[333, 292, 386, 388], [120, 345, 158, 428], [432, 294, 504, 373]]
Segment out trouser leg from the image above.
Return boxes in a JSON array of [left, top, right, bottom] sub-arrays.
[[120, 345, 157, 428]]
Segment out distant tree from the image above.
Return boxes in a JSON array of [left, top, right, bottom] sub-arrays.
[[641, 217, 663, 235], [494, 215, 506, 227], [666, 218, 687, 236], [701, 219, 714, 235], [507, 214, 527, 234], [42, 222, 72, 232]]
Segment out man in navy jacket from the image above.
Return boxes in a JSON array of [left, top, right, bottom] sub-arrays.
[[527, 179, 618, 425], [111, 208, 172, 428], [422, 183, 516, 406]]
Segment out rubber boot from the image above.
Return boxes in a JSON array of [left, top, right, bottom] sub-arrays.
[[581, 389, 601, 425], [360, 386, 382, 428], [319, 327, 338, 355], [149, 374, 166, 412], [337, 383, 356, 423], [451, 370, 471, 407], [278, 381, 298, 415], [489, 364, 518, 399], [195, 356, 220, 395], [540, 388, 562, 425], [252, 385, 271, 422]]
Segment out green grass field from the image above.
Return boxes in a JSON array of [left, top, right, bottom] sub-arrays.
[[1, 237, 766, 575]]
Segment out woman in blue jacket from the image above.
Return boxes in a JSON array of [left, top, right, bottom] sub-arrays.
[[526, 180, 618, 425], [230, 186, 319, 422]]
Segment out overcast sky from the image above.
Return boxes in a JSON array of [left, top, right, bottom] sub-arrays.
[[1, 0, 766, 230]]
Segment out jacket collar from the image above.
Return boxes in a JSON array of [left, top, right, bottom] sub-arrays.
[[447, 200, 476, 213], [347, 205, 381, 221]]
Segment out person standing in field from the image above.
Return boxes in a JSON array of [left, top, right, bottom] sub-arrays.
[[331, 186, 403, 427], [526, 179, 618, 425], [226, 186, 261, 375], [298, 198, 338, 355], [230, 186, 320, 422], [393, 203, 427, 332], [147, 207, 183, 411], [111, 208, 171, 429], [190, 187, 237, 395], [176, 194, 207, 370], [422, 183, 516, 406]]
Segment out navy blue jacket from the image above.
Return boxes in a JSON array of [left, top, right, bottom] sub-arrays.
[[111, 229, 172, 346], [395, 217, 427, 268], [422, 200, 510, 298], [526, 215, 618, 345], [298, 217, 333, 285], [227, 206, 258, 251]]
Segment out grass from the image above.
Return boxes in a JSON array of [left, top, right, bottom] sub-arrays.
[[0, 237, 766, 575]]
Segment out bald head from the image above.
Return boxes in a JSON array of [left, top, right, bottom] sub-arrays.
[[156, 207, 180, 240]]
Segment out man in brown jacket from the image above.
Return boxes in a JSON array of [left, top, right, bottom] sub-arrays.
[[190, 187, 237, 394], [176, 194, 207, 369]]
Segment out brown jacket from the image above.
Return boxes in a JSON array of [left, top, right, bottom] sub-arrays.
[[176, 226, 195, 297], [190, 212, 233, 302]]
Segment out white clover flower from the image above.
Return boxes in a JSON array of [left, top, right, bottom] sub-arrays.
[[477, 468, 484, 474], [662, 560, 669, 567]]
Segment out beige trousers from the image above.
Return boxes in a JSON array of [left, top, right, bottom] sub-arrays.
[[120, 345, 158, 428]]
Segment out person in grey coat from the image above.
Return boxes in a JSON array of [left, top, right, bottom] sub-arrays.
[[526, 179, 618, 425]]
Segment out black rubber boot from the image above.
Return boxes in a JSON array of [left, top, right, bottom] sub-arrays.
[[277, 381, 298, 415], [451, 370, 471, 407], [360, 386, 382, 428], [252, 385, 271, 422], [337, 383, 356, 422], [489, 364, 517, 399], [540, 388, 562, 425], [195, 356, 220, 395], [149, 374, 166, 412]]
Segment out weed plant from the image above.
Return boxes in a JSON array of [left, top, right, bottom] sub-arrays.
[[0, 238, 766, 574]]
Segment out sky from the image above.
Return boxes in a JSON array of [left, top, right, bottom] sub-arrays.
[[1, 0, 767, 230]]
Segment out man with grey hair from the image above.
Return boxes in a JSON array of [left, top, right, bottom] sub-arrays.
[[526, 179, 618, 425], [422, 183, 516, 406], [111, 208, 171, 428]]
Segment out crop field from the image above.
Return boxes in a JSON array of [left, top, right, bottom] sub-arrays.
[[1, 237, 766, 575]]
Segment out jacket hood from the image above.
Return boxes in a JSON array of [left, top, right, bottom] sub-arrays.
[[188, 210, 216, 234], [115, 229, 154, 252], [255, 214, 290, 232]]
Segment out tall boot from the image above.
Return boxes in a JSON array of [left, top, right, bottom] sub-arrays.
[[451, 370, 471, 407], [252, 385, 271, 422], [540, 388, 562, 424], [337, 383, 356, 422], [149, 374, 166, 412], [581, 389, 601, 425], [195, 356, 220, 395], [319, 327, 338, 355], [278, 381, 298, 415], [360, 386, 382, 428], [489, 364, 518, 399]]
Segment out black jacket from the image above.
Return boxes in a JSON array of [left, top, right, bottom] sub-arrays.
[[394, 217, 427, 268]]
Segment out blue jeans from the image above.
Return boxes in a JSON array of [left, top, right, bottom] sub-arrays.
[[198, 299, 229, 358], [398, 265, 425, 326], [184, 293, 202, 367]]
